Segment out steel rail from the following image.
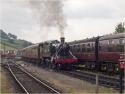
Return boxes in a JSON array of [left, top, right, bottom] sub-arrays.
[[7, 62, 61, 94], [20, 66, 61, 94], [61, 70, 124, 89], [7, 63, 29, 94]]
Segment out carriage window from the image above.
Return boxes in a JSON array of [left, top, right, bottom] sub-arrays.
[[77, 45, 80, 52], [108, 40, 113, 45], [82, 44, 86, 52], [116, 45, 124, 52], [91, 43, 94, 51], [90, 43, 93, 51], [86, 43, 91, 52], [87, 43, 90, 46], [115, 39, 124, 52], [91, 43, 93, 47], [87, 47, 91, 52], [108, 39, 115, 52], [119, 39, 124, 44], [73, 45, 76, 52]]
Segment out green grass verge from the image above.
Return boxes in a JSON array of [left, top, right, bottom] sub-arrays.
[[0, 40, 18, 50]]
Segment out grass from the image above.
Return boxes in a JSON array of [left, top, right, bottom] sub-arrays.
[[73, 64, 86, 68], [0, 43, 17, 50], [0, 40, 19, 50], [0, 67, 13, 93]]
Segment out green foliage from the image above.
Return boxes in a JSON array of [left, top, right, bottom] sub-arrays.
[[8, 33, 17, 39], [0, 29, 9, 39], [16, 39, 33, 48], [0, 41, 17, 50], [0, 29, 33, 50], [8, 39, 14, 43], [115, 22, 125, 33]]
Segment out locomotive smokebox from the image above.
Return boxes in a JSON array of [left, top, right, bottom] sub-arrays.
[[60, 37, 65, 44]]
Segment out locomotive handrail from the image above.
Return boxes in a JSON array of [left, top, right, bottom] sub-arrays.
[[69, 51, 77, 59]]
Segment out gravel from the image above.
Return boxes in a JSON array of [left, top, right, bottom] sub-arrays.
[[16, 61, 119, 93], [0, 66, 23, 93]]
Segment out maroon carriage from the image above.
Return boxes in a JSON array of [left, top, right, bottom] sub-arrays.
[[69, 32, 125, 74], [98, 33, 125, 73]]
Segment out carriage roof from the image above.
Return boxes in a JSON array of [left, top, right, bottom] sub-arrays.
[[68, 37, 97, 45], [69, 32, 125, 45], [99, 32, 125, 40], [21, 40, 59, 50]]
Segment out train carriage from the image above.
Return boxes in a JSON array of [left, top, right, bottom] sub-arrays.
[[99, 33, 125, 73], [69, 32, 125, 73], [69, 37, 97, 69], [70, 38, 96, 61], [21, 45, 37, 61], [0, 50, 16, 58], [21, 41, 58, 64]]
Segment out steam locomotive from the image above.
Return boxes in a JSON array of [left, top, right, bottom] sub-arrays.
[[69, 32, 125, 73], [20, 38, 78, 70], [20, 32, 124, 73]]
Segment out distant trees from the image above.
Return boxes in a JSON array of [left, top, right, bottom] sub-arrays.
[[0, 29, 9, 39], [8, 33, 17, 43], [8, 33, 17, 40], [0, 29, 17, 40], [0, 29, 33, 49], [18, 39, 33, 47], [115, 22, 125, 33]]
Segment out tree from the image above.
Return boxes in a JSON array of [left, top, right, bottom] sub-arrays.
[[8, 39, 14, 43], [115, 22, 125, 33], [8, 33, 17, 40], [0, 29, 9, 39]]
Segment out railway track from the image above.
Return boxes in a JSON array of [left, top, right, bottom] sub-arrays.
[[6, 62, 61, 94], [61, 70, 124, 90], [3, 59, 123, 92], [24, 61, 124, 90]]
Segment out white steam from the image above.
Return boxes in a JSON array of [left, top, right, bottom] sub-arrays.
[[28, 0, 67, 38]]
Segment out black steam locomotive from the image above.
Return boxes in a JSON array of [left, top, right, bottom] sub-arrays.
[[20, 37, 77, 70]]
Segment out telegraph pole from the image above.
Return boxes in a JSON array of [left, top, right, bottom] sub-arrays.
[[119, 22, 124, 94], [95, 36, 99, 94], [119, 69, 124, 94], [119, 54, 124, 94]]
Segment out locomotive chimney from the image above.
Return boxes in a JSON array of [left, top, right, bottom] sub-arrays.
[[60, 37, 65, 44]]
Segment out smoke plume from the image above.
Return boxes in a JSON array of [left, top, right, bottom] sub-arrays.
[[28, 0, 67, 38]]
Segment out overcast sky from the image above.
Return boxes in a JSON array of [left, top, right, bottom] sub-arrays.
[[0, 0, 125, 43]]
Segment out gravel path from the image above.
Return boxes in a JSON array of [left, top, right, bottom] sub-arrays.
[[17, 61, 118, 93]]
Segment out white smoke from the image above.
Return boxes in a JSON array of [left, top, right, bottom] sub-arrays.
[[28, 0, 67, 38]]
